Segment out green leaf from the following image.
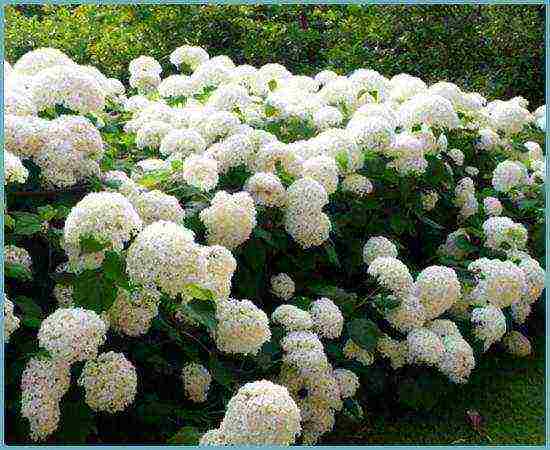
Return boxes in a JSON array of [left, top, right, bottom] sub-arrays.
[[13, 212, 43, 236], [390, 214, 409, 235], [415, 213, 444, 230], [79, 233, 109, 254], [13, 296, 42, 328], [103, 251, 130, 290], [208, 355, 233, 388], [167, 427, 201, 445], [182, 284, 216, 302], [324, 242, 340, 267], [72, 269, 118, 313], [347, 319, 381, 352], [253, 228, 277, 247], [5, 214, 15, 230], [37, 205, 57, 222], [342, 398, 364, 422], [5, 263, 32, 281], [179, 298, 217, 331]]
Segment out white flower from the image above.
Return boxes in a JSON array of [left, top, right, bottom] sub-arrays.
[[78, 351, 137, 412], [407, 327, 445, 366], [4, 296, 20, 342], [38, 308, 107, 364], [181, 363, 212, 403], [492, 160, 528, 193], [368, 257, 414, 297], [414, 266, 461, 320], [4, 150, 29, 184], [272, 305, 313, 332], [309, 298, 344, 339], [245, 172, 286, 207], [471, 305, 506, 351], [214, 298, 271, 355], [270, 273, 296, 301]]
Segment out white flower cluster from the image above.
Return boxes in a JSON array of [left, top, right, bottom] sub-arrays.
[[454, 177, 479, 218], [285, 177, 331, 249], [129, 55, 162, 93], [78, 351, 137, 412], [200, 191, 257, 249], [482, 216, 527, 251], [270, 273, 296, 301], [201, 380, 301, 445], [213, 298, 271, 355], [63, 192, 143, 267], [21, 356, 71, 441], [363, 236, 398, 265], [38, 308, 108, 364], [4, 245, 32, 271], [309, 297, 344, 339], [181, 363, 212, 403], [272, 305, 313, 332]]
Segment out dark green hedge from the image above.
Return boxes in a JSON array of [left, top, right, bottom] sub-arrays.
[[5, 5, 544, 106]]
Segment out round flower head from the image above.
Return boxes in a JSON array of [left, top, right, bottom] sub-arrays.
[[63, 192, 142, 264], [158, 74, 196, 98], [14, 47, 74, 75], [49, 115, 104, 159], [482, 216, 528, 251], [285, 177, 328, 215], [200, 191, 257, 249], [130, 190, 185, 225], [181, 363, 212, 403], [4, 296, 20, 342], [4, 114, 50, 158], [219, 380, 301, 445], [347, 115, 396, 152], [214, 298, 271, 355], [333, 368, 360, 398], [524, 141, 543, 162], [4, 245, 32, 271], [272, 305, 313, 332], [170, 46, 209, 70], [136, 121, 173, 150], [483, 197, 503, 216], [180, 153, 219, 192], [245, 172, 286, 207], [438, 335, 475, 383], [447, 148, 465, 166], [414, 266, 461, 320], [160, 129, 207, 157], [468, 258, 526, 308], [465, 166, 479, 177], [129, 55, 162, 75], [29, 65, 106, 114], [309, 298, 343, 339], [421, 191, 439, 211], [398, 94, 460, 130], [301, 156, 339, 195], [488, 99, 532, 134], [363, 236, 398, 265], [4, 150, 29, 185], [407, 327, 445, 366], [471, 305, 506, 352], [284, 211, 331, 249], [312, 106, 343, 131], [106, 288, 160, 337], [502, 331, 532, 357], [126, 221, 207, 297], [78, 351, 137, 413], [38, 308, 107, 364], [21, 356, 71, 441], [368, 257, 414, 297], [281, 331, 329, 377], [270, 273, 295, 301], [492, 160, 528, 193]]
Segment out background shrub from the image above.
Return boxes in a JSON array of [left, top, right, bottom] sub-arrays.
[[5, 4, 545, 106]]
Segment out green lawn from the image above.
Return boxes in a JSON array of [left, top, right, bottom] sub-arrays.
[[325, 334, 545, 445]]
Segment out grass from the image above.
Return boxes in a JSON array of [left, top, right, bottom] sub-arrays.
[[325, 333, 545, 445]]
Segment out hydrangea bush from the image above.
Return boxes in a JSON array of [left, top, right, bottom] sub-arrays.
[[3, 46, 545, 445]]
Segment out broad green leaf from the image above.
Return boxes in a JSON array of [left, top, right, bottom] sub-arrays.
[[14, 296, 42, 328], [72, 269, 118, 313], [208, 355, 233, 388], [325, 242, 340, 266], [13, 212, 43, 236], [179, 298, 217, 331], [347, 318, 381, 352], [183, 284, 216, 302], [5, 263, 32, 281]]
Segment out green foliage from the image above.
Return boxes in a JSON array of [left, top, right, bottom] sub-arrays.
[[5, 5, 544, 105]]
